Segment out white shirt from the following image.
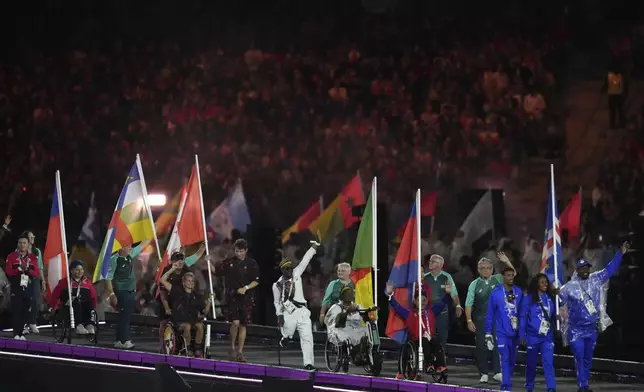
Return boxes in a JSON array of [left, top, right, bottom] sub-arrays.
[[272, 247, 317, 316]]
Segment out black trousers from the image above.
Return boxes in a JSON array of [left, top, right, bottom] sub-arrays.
[[11, 290, 32, 337], [417, 337, 446, 367]]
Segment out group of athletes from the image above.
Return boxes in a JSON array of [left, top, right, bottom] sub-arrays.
[[7, 229, 629, 392]]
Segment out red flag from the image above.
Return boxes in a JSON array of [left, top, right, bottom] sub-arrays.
[[560, 192, 581, 241], [155, 166, 206, 285], [338, 175, 365, 228], [394, 191, 437, 240]]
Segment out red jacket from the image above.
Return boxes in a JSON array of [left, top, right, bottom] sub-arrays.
[[5, 251, 40, 277], [49, 276, 97, 309]]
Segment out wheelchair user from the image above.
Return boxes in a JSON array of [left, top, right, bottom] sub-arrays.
[[158, 251, 192, 341], [385, 279, 452, 378], [159, 264, 211, 358], [48, 260, 98, 335], [325, 286, 372, 365]]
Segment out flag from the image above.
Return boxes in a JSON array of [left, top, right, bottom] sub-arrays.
[[156, 166, 207, 285], [459, 190, 494, 246], [351, 184, 375, 311], [78, 192, 100, 255], [309, 174, 365, 242], [394, 191, 437, 241], [281, 196, 323, 244], [70, 192, 100, 277], [560, 191, 581, 241], [208, 181, 251, 240], [540, 182, 565, 287], [138, 187, 185, 262], [43, 172, 69, 296], [385, 201, 419, 344], [93, 161, 156, 282]]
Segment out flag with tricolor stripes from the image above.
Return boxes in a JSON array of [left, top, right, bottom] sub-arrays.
[[93, 160, 157, 282], [43, 171, 69, 296], [351, 178, 376, 313]]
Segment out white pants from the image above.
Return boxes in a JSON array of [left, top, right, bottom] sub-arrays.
[[281, 307, 314, 366]]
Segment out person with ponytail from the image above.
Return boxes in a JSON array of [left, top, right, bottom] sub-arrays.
[[520, 273, 557, 392]]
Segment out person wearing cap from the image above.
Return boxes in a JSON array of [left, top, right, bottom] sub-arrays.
[[485, 266, 524, 391], [464, 253, 516, 384], [48, 260, 98, 335], [423, 254, 462, 348], [158, 251, 193, 343], [386, 279, 451, 379], [319, 262, 355, 327], [272, 239, 320, 371], [325, 286, 372, 366], [558, 241, 630, 392]]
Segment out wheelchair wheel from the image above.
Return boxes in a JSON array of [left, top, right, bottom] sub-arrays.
[[324, 335, 342, 372], [398, 341, 419, 380], [161, 322, 177, 355], [364, 347, 382, 376], [51, 312, 69, 344]]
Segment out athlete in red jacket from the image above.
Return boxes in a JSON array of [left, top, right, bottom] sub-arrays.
[[386, 280, 451, 379], [6, 235, 40, 339], [49, 260, 98, 335]]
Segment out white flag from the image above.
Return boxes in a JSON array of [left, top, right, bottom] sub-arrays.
[[459, 190, 494, 246]]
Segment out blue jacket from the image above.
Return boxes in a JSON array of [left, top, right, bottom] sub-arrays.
[[519, 292, 556, 344], [559, 252, 623, 331], [485, 284, 523, 338]]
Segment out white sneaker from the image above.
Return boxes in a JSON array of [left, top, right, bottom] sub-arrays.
[[493, 373, 503, 382], [122, 341, 135, 349], [479, 374, 489, 383], [22, 326, 30, 335], [76, 325, 89, 335], [29, 324, 40, 334], [114, 341, 125, 349], [14, 335, 26, 341], [86, 324, 96, 334]]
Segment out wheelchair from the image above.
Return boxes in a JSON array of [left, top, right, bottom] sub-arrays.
[[397, 339, 448, 383], [324, 307, 382, 376], [50, 306, 99, 345], [161, 318, 209, 358]]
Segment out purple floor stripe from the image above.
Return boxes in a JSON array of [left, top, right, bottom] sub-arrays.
[[0, 338, 498, 392]]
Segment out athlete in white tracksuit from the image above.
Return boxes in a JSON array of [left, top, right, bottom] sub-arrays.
[[272, 240, 320, 370]]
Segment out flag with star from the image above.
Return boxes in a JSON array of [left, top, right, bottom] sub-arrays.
[[309, 173, 365, 242], [93, 159, 157, 282], [540, 168, 565, 288]]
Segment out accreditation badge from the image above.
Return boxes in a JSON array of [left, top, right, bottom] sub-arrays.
[[538, 319, 550, 335], [585, 300, 597, 315]]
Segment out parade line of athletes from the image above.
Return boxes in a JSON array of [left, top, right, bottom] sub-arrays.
[[4, 219, 629, 392]]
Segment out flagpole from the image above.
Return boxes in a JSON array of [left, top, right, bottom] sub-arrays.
[[56, 171, 75, 329], [372, 177, 378, 308], [416, 189, 424, 372], [195, 155, 215, 350], [135, 155, 162, 263], [550, 164, 561, 331], [319, 195, 324, 214]]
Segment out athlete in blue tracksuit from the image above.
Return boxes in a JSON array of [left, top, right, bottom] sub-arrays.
[[520, 273, 557, 392], [486, 266, 523, 391], [558, 241, 629, 392]]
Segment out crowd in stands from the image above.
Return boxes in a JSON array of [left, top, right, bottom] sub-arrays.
[[0, 10, 567, 234]]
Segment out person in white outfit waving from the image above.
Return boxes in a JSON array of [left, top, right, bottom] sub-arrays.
[[272, 238, 321, 371]]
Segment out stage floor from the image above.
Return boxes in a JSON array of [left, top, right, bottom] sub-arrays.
[[2, 324, 639, 392]]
